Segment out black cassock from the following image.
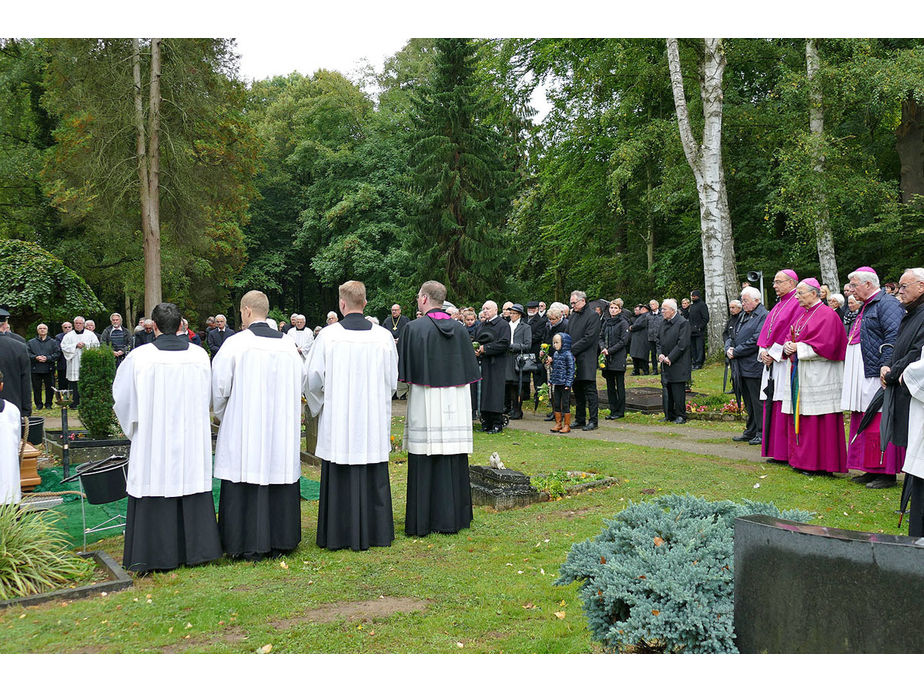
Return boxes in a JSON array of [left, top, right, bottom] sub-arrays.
[[476, 317, 510, 415]]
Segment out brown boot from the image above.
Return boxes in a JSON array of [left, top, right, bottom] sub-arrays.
[[561, 413, 571, 434], [550, 412, 562, 432]]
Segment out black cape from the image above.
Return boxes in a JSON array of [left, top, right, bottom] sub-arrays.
[[398, 309, 481, 387]]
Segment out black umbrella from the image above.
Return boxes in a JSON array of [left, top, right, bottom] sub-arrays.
[[847, 387, 886, 447], [898, 474, 914, 529]]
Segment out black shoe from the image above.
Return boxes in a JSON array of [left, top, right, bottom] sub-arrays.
[[544, 412, 555, 421], [672, 417, 686, 424], [484, 426, 502, 434], [732, 434, 750, 442], [851, 472, 876, 484], [658, 417, 669, 422], [509, 412, 523, 420], [692, 365, 702, 370], [574, 421, 586, 428], [748, 435, 762, 445], [866, 475, 897, 489], [651, 370, 658, 376], [582, 422, 598, 431], [605, 414, 617, 420], [631, 371, 640, 376]]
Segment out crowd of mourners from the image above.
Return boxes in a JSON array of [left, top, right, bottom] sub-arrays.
[[1, 263, 924, 572]]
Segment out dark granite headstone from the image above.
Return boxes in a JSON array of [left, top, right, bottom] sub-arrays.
[[469, 465, 541, 510], [624, 387, 664, 413], [734, 514, 924, 653]]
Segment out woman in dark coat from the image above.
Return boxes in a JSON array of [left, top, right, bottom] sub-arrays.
[[600, 301, 630, 419], [628, 305, 650, 375]]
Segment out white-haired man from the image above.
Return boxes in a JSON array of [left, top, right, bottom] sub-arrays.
[[101, 312, 131, 366], [657, 299, 691, 423], [206, 313, 235, 357], [567, 290, 601, 430], [60, 315, 99, 406], [475, 300, 510, 433], [284, 313, 314, 358], [726, 288, 768, 444], [841, 267, 905, 489], [27, 323, 59, 410]]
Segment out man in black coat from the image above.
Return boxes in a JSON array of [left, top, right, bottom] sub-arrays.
[[0, 308, 32, 417], [475, 300, 510, 434], [101, 312, 132, 367], [688, 290, 710, 369], [384, 303, 410, 344], [206, 313, 236, 358], [647, 300, 661, 375], [27, 323, 60, 411], [526, 300, 548, 399], [725, 288, 768, 444], [657, 299, 691, 424], [567, 290, 601, 430], [881, 268, 924, 454], [504, 304, 533, 420]]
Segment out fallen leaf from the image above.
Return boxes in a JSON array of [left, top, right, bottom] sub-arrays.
[[759, 475, 767, 479], [753, 483, 760, 489], [522, 602, 535, 609], [259, 644, 272, 654], [554, 611, 566, 619], [168, 626, 174, 633], [599, 556, 607, 564], [517, 570, 523, 574], [185, 622, 193, 629], [540, 568, 545, 575], [653, 536, 664, 547], [456, 642, 464, 648], [652, 609, 660, 616], [559, 600, 566, 607], [279, 561, 288, 570]]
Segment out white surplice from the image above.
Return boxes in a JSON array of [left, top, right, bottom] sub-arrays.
[[901, 346, 924, 479], [60, 329, 100, 381], [283, 327, 314, 358], [212, 326, 303, 485], [303, 321, 398, 465], [780, 342, 844, 416], [0, 399, 21, 505], [112, 342, 213, 498], [403, 384, 473, 456]]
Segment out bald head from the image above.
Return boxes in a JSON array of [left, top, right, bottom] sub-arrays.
[[240, 290, 269, 328]]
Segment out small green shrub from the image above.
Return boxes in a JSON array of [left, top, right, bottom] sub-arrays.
[[0, 503, 95, 600], [77, 344, 117, 438], [556, 494, 812, 653], [532, 471, 607, 500]]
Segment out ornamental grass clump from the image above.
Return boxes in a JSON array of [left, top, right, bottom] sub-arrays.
[[77, 344, 117, 438], [556, 493, 812, 653], [0, 503, 95, 601]]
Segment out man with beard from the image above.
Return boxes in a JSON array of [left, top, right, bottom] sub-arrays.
[[567, 290, 601, 431], [475, 300, 510, 434]]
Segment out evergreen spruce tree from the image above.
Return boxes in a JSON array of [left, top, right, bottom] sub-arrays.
[[406, 38, 516, 301]]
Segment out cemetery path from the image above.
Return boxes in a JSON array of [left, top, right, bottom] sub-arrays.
[[390, 400, 767, 464]]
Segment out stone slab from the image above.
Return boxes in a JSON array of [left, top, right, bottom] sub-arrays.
[[469, 465, 541, 510], [734, 514, 924, 653]]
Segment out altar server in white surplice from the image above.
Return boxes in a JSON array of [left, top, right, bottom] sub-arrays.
[[112, 302, 220, 572], [212, 290, 303, 560], [60, 315, 99, 406], [304, 280, 398, 551], [0, 369, 22, 506], [283, 314, 314, 358]]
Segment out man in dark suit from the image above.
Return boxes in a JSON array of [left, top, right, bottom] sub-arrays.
[[726, 288, 768, 444], [526, 300, 548, 401], [475, 301, 510, 434], [0, 307, 32, 417], [567, 290, 602, 431], [206, 313, 236, 358], [689, 290, 710, 369], [657, 299, 691, 424]]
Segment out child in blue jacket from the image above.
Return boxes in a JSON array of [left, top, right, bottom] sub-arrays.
[[548, 332, 574, 433]]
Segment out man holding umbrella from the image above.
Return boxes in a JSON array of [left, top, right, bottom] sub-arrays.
[[840, 267, 904, 489], [880, 268, 924, 531], [726, 287, 768, 445]]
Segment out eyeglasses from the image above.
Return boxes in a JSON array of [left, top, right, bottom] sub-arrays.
[[899, 281, 923, 292]]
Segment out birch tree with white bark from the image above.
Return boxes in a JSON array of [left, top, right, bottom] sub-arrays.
[[806, 38, 839, 289], [666, 38, 738, 356]]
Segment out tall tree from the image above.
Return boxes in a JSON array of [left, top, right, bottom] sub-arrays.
[[405, 38, 517, 302], [806, 39, 838, 288], [666, 38, 738, 353]]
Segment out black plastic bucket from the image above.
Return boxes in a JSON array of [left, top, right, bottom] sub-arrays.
[[76, 457, 128, 505], [26, 416, 44, 445]]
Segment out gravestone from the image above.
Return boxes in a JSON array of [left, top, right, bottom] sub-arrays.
[[734, 514, 924, 653], [469, 465, 541, 510], [624, 387, 664, 413]]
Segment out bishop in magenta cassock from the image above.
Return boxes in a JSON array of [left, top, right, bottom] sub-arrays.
[[113, 302, 221, 572], [757, 269, 803, 463], [398, 280, 481, 537], [212, 291, 304, 560], [304, 280, 398, 551], [780, 279, 848, 474]]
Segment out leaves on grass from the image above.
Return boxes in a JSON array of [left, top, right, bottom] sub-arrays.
[[653, 536, 665, 547], [554, 611, 566, 619], [258, 644, 272, 654]]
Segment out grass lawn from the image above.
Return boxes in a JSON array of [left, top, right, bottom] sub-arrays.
[[1, 361, 905, 653]]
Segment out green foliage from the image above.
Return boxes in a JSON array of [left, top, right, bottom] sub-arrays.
[[405, 38, 518, 303], [532, 471, 607, 500], [0, 239, 104, 329], [0, 503, 94, 600], [556, 493, 812, 653], [77, 345, 117, 438]]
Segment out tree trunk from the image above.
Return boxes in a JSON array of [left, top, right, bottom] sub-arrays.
[[143, 38, 163, 315], [645, 162, 655, 272], [806, 39, 839, 289], [132, 39, 154, 313], [666, 38, 736, 358], [897, 95, 924, 205]]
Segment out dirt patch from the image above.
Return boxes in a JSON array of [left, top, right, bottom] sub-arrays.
[[270, 597, 430, 629], [161, 625, 248, 653], [539, 507, 594, 520]]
